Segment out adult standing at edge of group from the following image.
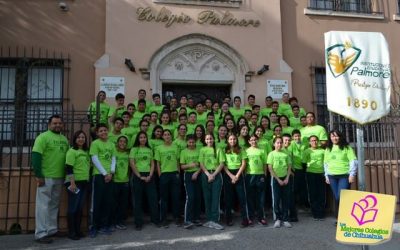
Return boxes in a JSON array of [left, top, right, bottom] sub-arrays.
[[324, 129, 357, 225], [32, 115, 69, 243], [300, 112, 328, 147]]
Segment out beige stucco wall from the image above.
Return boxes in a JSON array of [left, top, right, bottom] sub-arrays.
[[96, 0, 292, 105], [0, 0, 106, 109], [281, 0, 400, 112]]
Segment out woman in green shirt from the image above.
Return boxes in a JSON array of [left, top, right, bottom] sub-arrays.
[[223, 134, 249, 227], [155, 129, 181, 227], [324, 129, 357, 222], [216, 124, 228, 150], [199, 133, 225, 230], [302, 135, 325, 220], [194, 124, 206, 150], [65, 130, 90, 240], [130, 131, 160, 230]]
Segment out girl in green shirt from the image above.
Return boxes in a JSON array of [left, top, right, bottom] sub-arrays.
[[267, 136, 292, 228], [324, 129, 357, 223], [260, 116, 273, 141], [180, 135, 202, 229], [302, 135, 326, 220], [130, 131, 160, 230], [194, 124, 206, 150], [216, 124, 228, 150], [149, 125, 163, 150], [155, 129, 181, 227], [199, 133, 224, 230], [65, 130, 90, 240], [112, 135, 130, 230], [238, 125, 250, 150], [223, 134, 250, 227]]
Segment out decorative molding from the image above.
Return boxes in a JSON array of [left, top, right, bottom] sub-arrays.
[[153, 0, 241, 8], [304, 8, 385, 20]]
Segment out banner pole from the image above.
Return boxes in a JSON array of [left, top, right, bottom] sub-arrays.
[[356, 124, 369, 250]]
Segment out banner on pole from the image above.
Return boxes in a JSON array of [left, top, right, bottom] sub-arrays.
[[325, 31, 391, 124]]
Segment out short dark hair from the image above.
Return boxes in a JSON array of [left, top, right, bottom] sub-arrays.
[[48, 114, 62, 124], [115, 93, 125, 100], [138, 99, 146, 105], [152, 93, 160, 99]]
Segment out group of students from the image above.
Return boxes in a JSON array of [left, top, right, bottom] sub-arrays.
[[61, 89, 358, 240]]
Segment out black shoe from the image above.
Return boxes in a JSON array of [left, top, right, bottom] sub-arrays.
[[35, 237, 53, 244], [226, 219, 234, 226], [135, 224, 143, 231]]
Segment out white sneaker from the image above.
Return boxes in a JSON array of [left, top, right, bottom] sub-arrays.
[[210, 221, 224, 230], [283, 221, 292, 228], [273, 220, 281, 228], [202, 221, 213, 228]]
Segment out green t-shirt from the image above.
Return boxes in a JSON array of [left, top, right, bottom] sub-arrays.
[[148, 104, 165, 116], [186, 123, 197, 135], [173, 137, 187, 153], [288, 141, 305, 170], [246, 147, 267, 175], [88, 101, 110, 125], [196, 140, 205, 150], [260, 107, 272, 117], [215, 139, 227, 151], [198, 146, 223, 171], [302, 148, 325, 174], [154, 144, 179, 173], [324, 145, 356, 175], [238, 137, 248, 150], [180, 148, 200, 173], [130, 111, 146, 128], [267, 150, 290, 178], [300, 125, 328, 146], [130, 146, 153, 173], [149, 138, 164, 150], [65, 148, 90, 181], [108, 131, 122, 146], [89, 139, 116, 175], [257, 138, 272, 156], [108, 106, 126, 119], [282, 126, 294, 136], [262, 130, 274, 141], [229, 107, 244, 122], [278, 103, 292, 117], [289, 117, 302, 130], [223, 150, 247, 170], [114, 150, 129, 183], [121, 127, 137, 148], [196, 112, 208, 127], [32, 130, 69, 178]]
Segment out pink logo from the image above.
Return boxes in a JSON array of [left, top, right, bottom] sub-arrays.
[[351, 195, 378, 226]]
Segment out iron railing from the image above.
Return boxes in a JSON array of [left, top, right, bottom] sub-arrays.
[[307, 0, 383, 15]]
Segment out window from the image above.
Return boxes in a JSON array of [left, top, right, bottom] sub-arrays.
[[312, 67, 330, 127], [307, 0, 380, 14], [153, 0, 242, 8], [0, 58, 65, 146]]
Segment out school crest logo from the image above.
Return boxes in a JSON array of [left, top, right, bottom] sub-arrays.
[[167, 155, 171, 160], [326, 41, 361, 78], [143, 156, 148, 161]]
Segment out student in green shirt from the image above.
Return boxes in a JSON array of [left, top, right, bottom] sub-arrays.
[[87, 91, 110, 139], [199, 133, 225, 230], [180, 135, 202, 229], [108, 118, 124, 146], [229, 96, 244, 123], [260, 116, 273, 141], [149, 125, 164, 150], [260, 96, 273, 117], [253, 126, 273, 155], [279, 115, 294, 136], [173, 124, 187, 153], [324, 129, 357, 223], [194, 124, 206, 150], [112, 135, 130, 231], [107, 93, 126, 125], [245, 135, 268, 226], [89, 123, 116, 238], [238, 125, 250, 150], [300, 112, 328, 147], [155, 129, 181, 227], [302, 135, 326, 220], [267, 136, 292, 229], [205, 120, 217, 139], [225, 118, 237, 136], [130, 131, 160, 230], [195, 102, 208, 127], [159, 111, 175, 135], [223, 134, 249, 227], [130, 99, 147, 128], [215, 124, 228, 150], [65, 130, 90, 240]]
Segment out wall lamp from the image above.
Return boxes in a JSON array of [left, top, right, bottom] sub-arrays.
[[245, 71, 255, 82], [125, 58, 136, 72], [257, 65, 269, 75], [58, 1, 69, 12], [139, 68, 150, 80]]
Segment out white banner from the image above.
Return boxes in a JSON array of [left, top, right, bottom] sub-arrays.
[[325, 31, 391, 124], [100, 76, 125, 98]]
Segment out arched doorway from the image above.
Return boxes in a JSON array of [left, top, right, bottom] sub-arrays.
[[148, 34, 249, 104]]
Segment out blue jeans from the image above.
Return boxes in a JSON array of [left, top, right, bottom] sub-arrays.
[[328, 174, 350, 217]]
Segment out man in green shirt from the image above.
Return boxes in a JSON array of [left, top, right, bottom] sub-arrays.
[[32, 115, 69, 243], [229, 96, 244, 123], [87, 91, 110, 138]]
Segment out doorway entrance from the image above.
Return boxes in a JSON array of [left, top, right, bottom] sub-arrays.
[[162, 83, 231, 105]]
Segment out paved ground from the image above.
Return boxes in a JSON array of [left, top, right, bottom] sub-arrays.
[[1, 215, 399, 250]]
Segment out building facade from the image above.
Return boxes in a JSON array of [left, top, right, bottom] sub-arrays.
[[0, 0, 399, 233]]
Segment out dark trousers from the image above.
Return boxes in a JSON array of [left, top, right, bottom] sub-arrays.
[[271, 176, 290, 222], [224, 170, 249, 221], [92, 175, 114, 229], [66, 181, 88, 237], [294, 169, 309, 207], [159, 172, 181, 221], [201, 172, 223, 222], [246, 174, 266, 221], [113, 182, 129, 225], [183, 172, 201, 223], [328, 174, 350, 218], [133, 173, 159, 226], [288, 174, 297, 219], [306, 172, 326, 219]]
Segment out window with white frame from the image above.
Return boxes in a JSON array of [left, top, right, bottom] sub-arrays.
[[308, 0, 375, 14]]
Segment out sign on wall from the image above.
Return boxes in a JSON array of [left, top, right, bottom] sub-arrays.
[[336, 190, 396, 245], [100, 77, 125, 98], [324, 31, 391, 124], [267, 80, 288, 99]]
